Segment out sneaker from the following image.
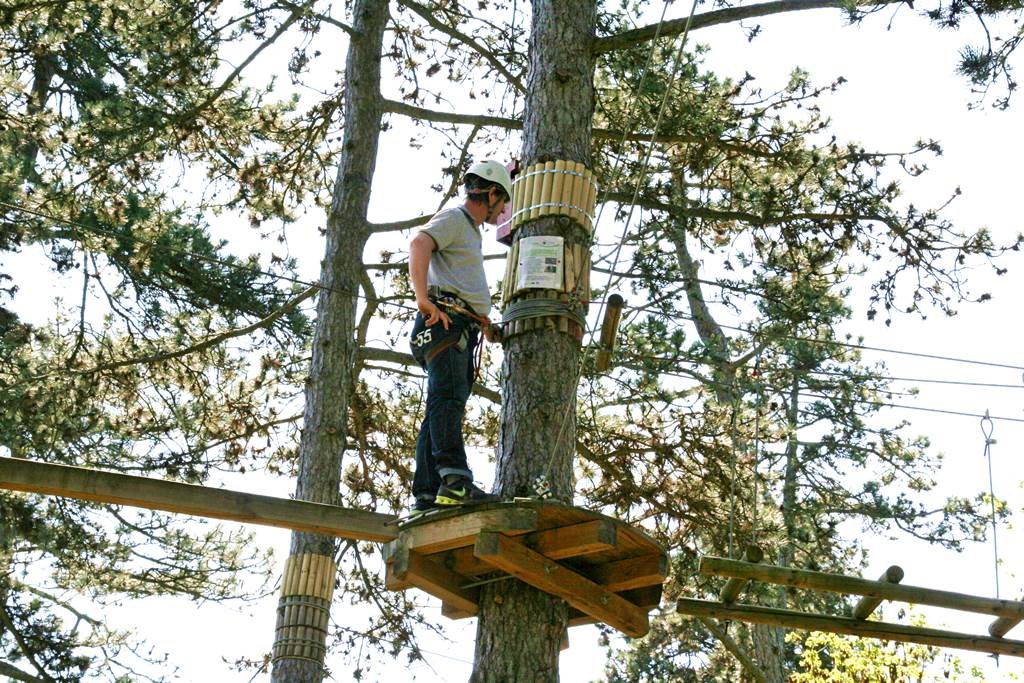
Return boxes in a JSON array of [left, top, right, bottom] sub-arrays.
[[436, 476, 502, 506], [406, 498, 439, 519]]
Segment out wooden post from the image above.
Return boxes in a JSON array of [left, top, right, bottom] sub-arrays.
[[677, 598, 1024, 658], [700, 556, 1024, 621], [595, 294, 624, 371], [719, 545, 764, 604], [852, 565, 904, 620]]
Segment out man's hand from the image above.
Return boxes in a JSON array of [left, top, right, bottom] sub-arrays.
[[418, 297, 451, 329], [483, 323, 503, 343]]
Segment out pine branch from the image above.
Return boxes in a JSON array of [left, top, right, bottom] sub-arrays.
[[0, 602, 54, 683], [699, 617, 769, 683], [396, 0, 526, 93], [49, 285, 317, 379], [594, 0, 902, 54], [191, 1, 313, 113], [370, 212, 433, 233], [358, 347, 500, 404], [0, 660, 46, 683], [382, 99, 774, 154]]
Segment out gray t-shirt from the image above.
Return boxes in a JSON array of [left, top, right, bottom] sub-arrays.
[[421, 206, 491, 317]]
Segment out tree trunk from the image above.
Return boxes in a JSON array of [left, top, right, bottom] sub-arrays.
[[472, 1, 596, 680], [269, 2, 388, 681]]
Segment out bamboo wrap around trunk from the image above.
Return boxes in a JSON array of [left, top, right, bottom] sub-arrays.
[[272, 553, 337, 665], [499, 160, 597, 344], [510, 161, 597, 232]]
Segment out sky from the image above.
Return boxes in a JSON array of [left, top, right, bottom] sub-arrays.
[[7, 1, 1024, 681]]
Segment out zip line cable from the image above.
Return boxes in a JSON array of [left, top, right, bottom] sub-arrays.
[[611, 299, 1024, 373], [800, 393, 1024, 424], [615, 349, 1024, 392], [980, 411, 1001, 599], [5, 204, 1024, 380]]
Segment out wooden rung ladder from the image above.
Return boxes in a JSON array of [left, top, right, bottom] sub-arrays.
[[676, 554, 1024, 658]]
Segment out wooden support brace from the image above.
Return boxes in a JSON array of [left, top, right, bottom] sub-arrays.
[[389, 543, 479, 616], [529, 519, 616, 559], [990, 612, 1024, 639], [853, 565, 904, 620], [0, 457, 398, 542], [700, 555, 1024, 621], [719, 545, 764, 604], [677, 598, 1024, 658], [474, 532, 649, 637], [584, 554, 668, 593]]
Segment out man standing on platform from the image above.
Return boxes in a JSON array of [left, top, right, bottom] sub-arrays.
[[407, 160, 512, 516]]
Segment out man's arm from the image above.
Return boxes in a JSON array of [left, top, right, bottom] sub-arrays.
[[409, 232, 451, 329]]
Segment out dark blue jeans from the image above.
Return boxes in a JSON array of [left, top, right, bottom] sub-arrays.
[[410, 311, 479, 503]]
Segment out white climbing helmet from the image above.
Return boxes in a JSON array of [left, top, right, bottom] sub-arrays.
[[465, 159, 513, 201]]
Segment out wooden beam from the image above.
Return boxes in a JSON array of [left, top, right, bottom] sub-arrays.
[[700, 556, 1024, 621], [398, 507, 538, 555], [443, 519, 618, 574], [583, 554, 667, 592], [389, 543, 479, 615], [719, 545, 764, 604], [0, 457, 397, 543], [567, 585, 663, 627], [474, 532, 649, 637], [677, 598, 1024, 658], [529, 519, 617, 559], [852, 565, 903, 620]]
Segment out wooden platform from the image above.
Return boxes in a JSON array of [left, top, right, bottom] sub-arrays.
[[383, 501, 667, 637]]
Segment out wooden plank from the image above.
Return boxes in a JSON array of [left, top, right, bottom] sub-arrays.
[[719, 546, 764, 603], [677, 598, 1024, 658], [0, 457, 397, 543], [853, 565, 904, 620], [474, 532, 649, 637], [390, 544, 479, 616], [700, 556, 1024, 621], [401, 507, 537, 555], [583, 554, 667, 592]]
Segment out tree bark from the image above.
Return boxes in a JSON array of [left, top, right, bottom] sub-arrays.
[[471, 1, 596, 680], [269, 2, 388, 681]]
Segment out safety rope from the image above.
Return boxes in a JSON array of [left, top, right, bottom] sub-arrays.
[[726, 402, 740, 560], [751, 356, 763, 545], [980, 410, 1001, 598], [501, 297, 587, 329], [538, 0, 703, 495]]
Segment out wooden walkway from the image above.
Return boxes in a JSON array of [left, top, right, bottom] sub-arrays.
[[0, 457, 398, 542]]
